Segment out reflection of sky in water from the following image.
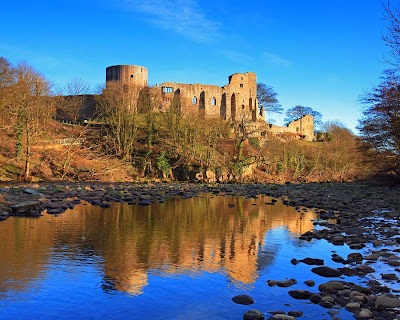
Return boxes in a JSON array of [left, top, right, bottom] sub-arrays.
[[0, 195, 364, 319]]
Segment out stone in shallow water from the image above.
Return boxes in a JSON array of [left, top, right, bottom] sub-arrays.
[[356, 264, 375, 274], [318, 281, 346, 293], [331, 254, 345, 263], [347, 252, 363, 261], [10, 201, 41, 214], [311, 266, 342, 277], [288, 290, 312, 300], [299, 258, 324, 265], [243, 309, 263, 320], [277, 279, 297, 287], [309, 294, 321, 304], [375, 293, 400, 310], [232, 294, 255, 305], [304, 280, 315, 287], [269, 315, 295, 320], [338, 267, 358, 277], [357, 308, 373, 319], [287, 311, 303, 317], [345, 302, 360, 312], [365, 253, 380, 260]]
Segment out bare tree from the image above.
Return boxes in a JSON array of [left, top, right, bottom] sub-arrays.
[[257, 83, 283, 115], [96, 85, 139, 162], [284, 105, 322, 128], [59, 78, 92, 179], [383, 1, 400, 66], [359, 69, 400, 177], [0, 60, 54, 179]]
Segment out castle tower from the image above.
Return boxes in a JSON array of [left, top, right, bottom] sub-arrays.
[[224, 72, 258, 120], [106, 65, 148, 91], [105, 65, 148, 112]]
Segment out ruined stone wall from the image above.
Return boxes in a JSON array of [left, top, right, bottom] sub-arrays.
[[265, 115, 315, 140], [159, 82, 224, 117], [286, 114, 314, 137], [160, 72, 262, 121]]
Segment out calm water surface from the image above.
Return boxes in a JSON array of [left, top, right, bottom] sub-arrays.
[[0, 195, 356, 319]]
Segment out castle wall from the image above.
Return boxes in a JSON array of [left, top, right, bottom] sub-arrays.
[[160, 72, 262, 121], [159, 82, 224, 117]]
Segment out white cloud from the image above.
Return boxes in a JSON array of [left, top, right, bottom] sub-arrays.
[[221, 50, 254, 66], [117, 0, 221, 43], [262, 52, 292, 67]]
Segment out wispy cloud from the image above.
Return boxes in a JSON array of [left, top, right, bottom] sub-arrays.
[[221, 50, 254, 66], [262, 52, 292, 67], [117, 0, 221, 43]]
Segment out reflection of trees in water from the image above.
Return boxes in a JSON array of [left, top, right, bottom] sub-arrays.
[[0, 217, 54, 299], [0, 195, 316, 297]]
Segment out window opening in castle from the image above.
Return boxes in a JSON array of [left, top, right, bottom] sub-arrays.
[[193, 96, 197, 104], [240, 84, 243, 88], [131, 74, 134, 78], [162, 87, 173, 93], [211, 97, 216, 106], [165, 100, 168, 104]]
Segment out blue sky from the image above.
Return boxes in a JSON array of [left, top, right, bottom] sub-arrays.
[[0, 0, 390, 131]]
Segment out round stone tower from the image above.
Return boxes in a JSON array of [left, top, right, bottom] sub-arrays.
[[105, 65, 148, 91]]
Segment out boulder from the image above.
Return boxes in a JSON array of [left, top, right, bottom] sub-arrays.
[[288, 290, 313, 300], [243, 309, 263, 320], [304, 280, 315, 287], [345, 302, 360, 312], [381, 273, 399, 280], [309, 294, 322, 303], [277, 279, 297, 287], [269, 315, 295, 320], [267, 280, 278, 287], [375, 293, 400, 310], [10, 201, 41, 215], [232, 295, 255, 305], [318, 281, 346, 293], [311, 266, 342, 278], [287, 311, 303, 317], [357, 309, 373, 319], [356, 265, 375, 274], [299, 258, 324, 265]]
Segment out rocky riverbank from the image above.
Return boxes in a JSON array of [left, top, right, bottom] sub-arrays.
[[0, 182, 399, 319]]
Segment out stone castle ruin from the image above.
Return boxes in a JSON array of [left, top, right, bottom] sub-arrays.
[[69, 64, 314, 140]]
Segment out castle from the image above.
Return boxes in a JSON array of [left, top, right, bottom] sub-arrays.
[[105, 64, 265, 121], [69, 65, 314, 140]]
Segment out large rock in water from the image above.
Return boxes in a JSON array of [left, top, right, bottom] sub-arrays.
[[243, 309, 263, 320], [318, 281, 346, 293], [10, 201, 41, 215], [288, 290, 313, 299], [375, 293, 400, 310], [311, 266, 342, 277], [270, 315, 295, 320], [232, 295, 255, 305], [299, 258, 324, 265]]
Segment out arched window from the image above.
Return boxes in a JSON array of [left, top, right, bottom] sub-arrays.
[[192, 96, 197, 104], [211, 97, 216, 106]]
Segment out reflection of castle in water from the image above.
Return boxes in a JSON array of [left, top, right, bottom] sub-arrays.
[[0, 196, 316, 297]]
